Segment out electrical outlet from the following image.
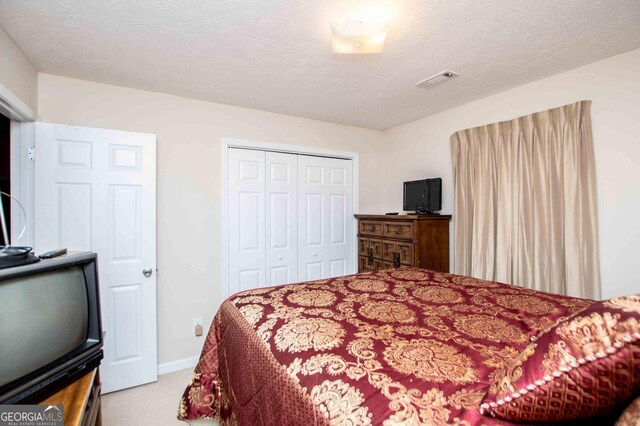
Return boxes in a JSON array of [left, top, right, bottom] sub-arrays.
[[193, 317, 203, 337]]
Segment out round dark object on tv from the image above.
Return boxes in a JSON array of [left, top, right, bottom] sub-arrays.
[[0, 246, 40, 269]]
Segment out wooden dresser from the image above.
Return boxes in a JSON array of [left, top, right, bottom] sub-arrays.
[[355, 214, 451, 273]]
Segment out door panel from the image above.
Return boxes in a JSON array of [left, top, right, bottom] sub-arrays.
[[305, 193, 323, 246], [298, 156, 353, 281], [56, 183, 92, 250], [329, 194, 345, 244], [111, 284, 142, 361], [109, 184, 140, 260], [35, 123, 156, 393], [330, 259, 345, 276], [266, 152, 297, 286], [228, 148, 266, 293]]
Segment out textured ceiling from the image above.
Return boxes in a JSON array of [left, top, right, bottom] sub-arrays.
[[1, 0, 639, 130]]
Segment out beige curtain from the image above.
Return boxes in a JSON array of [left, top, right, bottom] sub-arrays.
[[450, 101, 600, 299]]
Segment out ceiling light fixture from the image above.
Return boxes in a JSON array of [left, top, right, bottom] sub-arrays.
[[331, 7, 391, 54]]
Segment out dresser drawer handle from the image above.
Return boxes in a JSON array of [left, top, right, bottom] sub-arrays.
[[369, 225, 375, 232], [395, 226, 403, 235]]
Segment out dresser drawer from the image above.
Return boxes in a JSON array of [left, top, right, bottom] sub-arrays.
[[358, 256, 372, 272], [358, 238, 382, 259], [381, 240, 414, 266], [369, 239, 382, 258], [383, 221, 414, 240], [396, 241, 414, 265], [359, 221, 383, 237], [382, 240, 396, 261], [358, 237, 369, 256]]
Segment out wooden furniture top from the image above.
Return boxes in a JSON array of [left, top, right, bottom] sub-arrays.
[[355, 214, 452, 221], [40, 369, 95, 426]]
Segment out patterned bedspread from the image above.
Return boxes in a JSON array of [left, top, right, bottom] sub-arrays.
[[179, 267, 593, 425]]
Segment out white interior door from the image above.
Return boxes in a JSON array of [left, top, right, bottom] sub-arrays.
[[298, 156, 353, 281], [266, 152, 298, 285], [228, 148, 266, 292], [34, 123, 157, 393]]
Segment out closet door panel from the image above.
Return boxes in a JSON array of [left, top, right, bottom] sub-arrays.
[[298, 156, 354, 281], [228, 148, 266, 293], [326, 158, 354, 277], [298, 155, 327, 281], [266, 152, 298, 285]]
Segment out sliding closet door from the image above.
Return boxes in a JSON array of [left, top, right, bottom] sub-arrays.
[[228, 148, 266, 292], [265, 152, 298, 285], [298, 156, 354, 281]]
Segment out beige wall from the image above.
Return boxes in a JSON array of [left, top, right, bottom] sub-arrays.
[[38, 73, 382, 365], [0, 25, 37, 112], [38, 47, 640, 366], [377, 48, 640, 300]]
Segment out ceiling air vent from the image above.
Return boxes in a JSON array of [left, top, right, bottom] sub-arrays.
[[416, 70, 459, 89]]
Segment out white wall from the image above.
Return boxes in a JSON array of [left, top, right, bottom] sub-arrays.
[[377, 48, 640, 300], [37, 73, 382, 365], [0, 25, 37, 113]]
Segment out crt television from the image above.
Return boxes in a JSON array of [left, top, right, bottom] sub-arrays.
[[403, 178, 442, 214], [0, 252, 103, 404]]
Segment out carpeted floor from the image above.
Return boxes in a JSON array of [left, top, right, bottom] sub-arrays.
[[102, 368, 217, 425]]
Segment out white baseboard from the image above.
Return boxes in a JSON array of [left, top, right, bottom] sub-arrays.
[[157, 356, 198, 376]]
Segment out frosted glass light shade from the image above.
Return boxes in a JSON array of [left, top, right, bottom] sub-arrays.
[[331, 18, 390, 54]]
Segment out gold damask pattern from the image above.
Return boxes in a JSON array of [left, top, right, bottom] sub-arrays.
[[413, 285, 465, 304], [238, 304, 263, 327], [383, 338, 478, 384], [494, 294, 559, 315], [605, 295, 640, 313], [182, 267, 596, 425], [347, 279, 389, 293], [287, 289, 337, 307], [451, 276, 500, 287], [358, 300, 417, 323], [453, 315, 528, 344], [389, 269, 431, 281], [274, 317, 345, 353], [310, 380, 372, 425]]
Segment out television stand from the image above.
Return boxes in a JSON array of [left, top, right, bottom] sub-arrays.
[[40, 368, 102, 426]]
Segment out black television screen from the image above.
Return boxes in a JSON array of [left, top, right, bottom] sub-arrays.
[[403, 178, 442, 213], [0, 252, 103, 404], [0, 266, 88, 388]]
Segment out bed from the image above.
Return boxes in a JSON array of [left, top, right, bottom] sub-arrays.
[[178, 267, 639, 425]]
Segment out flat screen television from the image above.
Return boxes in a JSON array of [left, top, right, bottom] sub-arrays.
[[403, 178, 442, 214], [0, 252, 103, 404]]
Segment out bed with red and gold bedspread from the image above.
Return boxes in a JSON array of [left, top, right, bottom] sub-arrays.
[[178, 267, 595, 425]]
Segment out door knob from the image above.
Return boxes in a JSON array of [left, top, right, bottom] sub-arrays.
[[277, 256, 283, 260], [312, 252, 317, 257], [143, 268, 153, 277]]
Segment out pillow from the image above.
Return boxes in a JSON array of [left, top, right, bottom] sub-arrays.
[[480, 295, 640, 422]]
